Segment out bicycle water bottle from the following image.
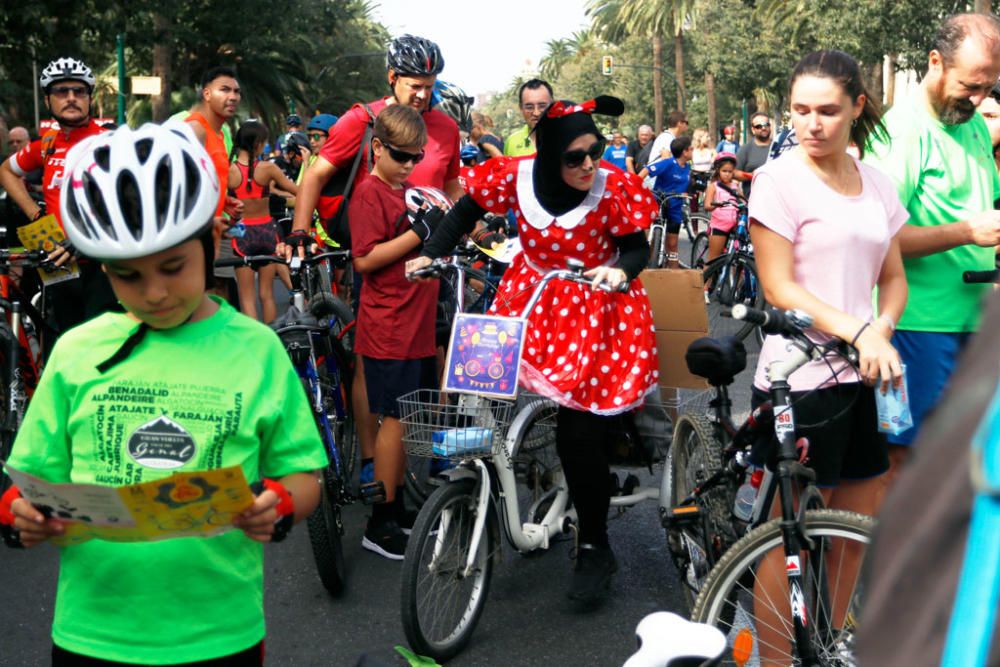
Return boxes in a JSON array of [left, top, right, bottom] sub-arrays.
[[733, 466, 763, 522]]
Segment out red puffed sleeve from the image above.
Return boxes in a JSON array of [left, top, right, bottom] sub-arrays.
[[458, 156, 522, 214], [604, 170, 658, 235]]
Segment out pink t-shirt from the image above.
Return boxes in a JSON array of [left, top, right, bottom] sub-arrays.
[[748, 153, 908, 391], [709, 181, 741, 233]]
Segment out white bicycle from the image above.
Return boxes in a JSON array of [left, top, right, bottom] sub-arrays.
[[398, 259, 673, 662]]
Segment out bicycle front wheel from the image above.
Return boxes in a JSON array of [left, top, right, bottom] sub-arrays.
[[703, 254, 764, 341], [401, 478, 496, 662], [690, 232, 710, 269], [669, 414, 737, 610], [306, 466, 347, 596], [649, 225, 666, 269], [691, 509, 874, 666]]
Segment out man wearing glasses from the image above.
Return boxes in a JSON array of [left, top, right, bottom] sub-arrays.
[[504, 79, 553, 157], [735, 112, 773, 196]]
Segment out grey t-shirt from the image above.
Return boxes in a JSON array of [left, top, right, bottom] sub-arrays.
[[736, 141, 771, 196]]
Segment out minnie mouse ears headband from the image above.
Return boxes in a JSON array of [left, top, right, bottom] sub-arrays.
[[544, 95, 625, 119]]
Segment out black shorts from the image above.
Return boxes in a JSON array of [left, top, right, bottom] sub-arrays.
[[363, 356, 437, 418], [711, 228, 730, 238], [750, 383, 888, 487], [52, 641, 264, 666], [232, 221, 281, 258]]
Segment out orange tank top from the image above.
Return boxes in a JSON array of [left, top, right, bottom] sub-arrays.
[[186, 111, 228, 216]]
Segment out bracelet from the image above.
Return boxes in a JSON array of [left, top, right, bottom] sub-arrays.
[[250, 478, 295, 543], [850, 321, 870, 347], [876, 313, 896, 332]]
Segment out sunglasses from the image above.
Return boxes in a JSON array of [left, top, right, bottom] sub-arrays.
[[308, 132, 326, 142], [382, 142, 425, 165], [49, 85, 90, 98], [753, 123, 771, 129], [562, 140, 606, 169]]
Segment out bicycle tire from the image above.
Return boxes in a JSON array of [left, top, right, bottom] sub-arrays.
[[688, 211, 710, 242], [691, 232, 710, 269], [400, 478, 496, 662], [702, 254, 764, 341], [691, 509, 874, 666], [669, 413, 737, 610], [649, 226, 665, 269], [306, 466, 348, 596]]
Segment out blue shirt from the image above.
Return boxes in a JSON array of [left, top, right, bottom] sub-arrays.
[[648, 158, 690, 197], [603, 144, 628, 170], [716, 139, 739, 154]]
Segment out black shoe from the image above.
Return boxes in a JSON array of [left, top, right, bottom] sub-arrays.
[[362, 519, 408, 560], [568, 544, 617, 609]]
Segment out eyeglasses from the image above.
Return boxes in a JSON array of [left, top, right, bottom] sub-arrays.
[[521, 103, 548, 112], [383, 142, 425, 165], [49, 85, 90, 98], [562, 139, 606, 169], [753, 123, 771, 129], [308, 132, 327, 142]]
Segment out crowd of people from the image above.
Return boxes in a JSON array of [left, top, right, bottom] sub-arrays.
[[1, 10, 1000, 665]]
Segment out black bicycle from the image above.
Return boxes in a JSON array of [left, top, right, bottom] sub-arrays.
[[217, 252, 357, 595]]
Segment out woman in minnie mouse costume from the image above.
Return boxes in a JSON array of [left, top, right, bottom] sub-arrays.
[[406, 95, 659, 608]]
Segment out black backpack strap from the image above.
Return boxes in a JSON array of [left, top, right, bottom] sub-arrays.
[[340, 104, 377, 204]]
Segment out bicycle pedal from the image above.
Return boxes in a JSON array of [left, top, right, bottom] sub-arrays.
[[620, 474, 640, 496], [359, 480, 386, 505], [662, 505, 701, 529]]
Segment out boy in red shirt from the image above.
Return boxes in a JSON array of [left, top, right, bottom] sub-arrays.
[[350, 104, 439, 558]]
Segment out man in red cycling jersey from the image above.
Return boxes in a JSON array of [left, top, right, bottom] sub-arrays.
[[0, 57, 117, 337]]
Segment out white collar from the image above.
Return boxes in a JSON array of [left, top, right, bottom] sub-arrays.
[[515, 159, 608, 230]]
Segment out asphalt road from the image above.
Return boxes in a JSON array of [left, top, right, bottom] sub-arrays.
[[0, 235, 759, 666]]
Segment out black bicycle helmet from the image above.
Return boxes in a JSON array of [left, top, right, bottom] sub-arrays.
[[433, 80, 473, 132], [387, 34, 444, 76]]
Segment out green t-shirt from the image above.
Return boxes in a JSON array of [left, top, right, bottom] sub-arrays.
[[503, 124, 535, 157], [7, 298, 326, 663], [865, 96, 1000, 332]]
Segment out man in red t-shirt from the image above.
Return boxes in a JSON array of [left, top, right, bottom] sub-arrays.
[[0, 57, 118, 339], [282, 34, 462, 257]]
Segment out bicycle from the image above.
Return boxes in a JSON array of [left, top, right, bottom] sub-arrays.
[[673, 304, 874, 666], [216, 251, 357, 596], [694, 200, 764, 343], [650, 192, 710, 269], [398, 259, 666, 662]]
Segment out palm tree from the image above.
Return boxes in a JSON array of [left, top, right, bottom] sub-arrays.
[[540, 38, 575, 81], [587, 0, 697, 130]]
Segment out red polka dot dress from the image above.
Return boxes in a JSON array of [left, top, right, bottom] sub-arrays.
[[462, 157, 660, 415]]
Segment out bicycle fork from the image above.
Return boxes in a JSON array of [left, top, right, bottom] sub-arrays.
[[428, 460, 492, 577]]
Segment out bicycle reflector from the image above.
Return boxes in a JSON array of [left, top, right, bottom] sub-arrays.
[[732, 628, 754, 666]]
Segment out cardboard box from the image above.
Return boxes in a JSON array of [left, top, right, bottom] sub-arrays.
[[639, 269, 710, 390]]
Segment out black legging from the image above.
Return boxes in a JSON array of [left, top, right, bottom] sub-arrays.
[[555, 406, 617, 548]]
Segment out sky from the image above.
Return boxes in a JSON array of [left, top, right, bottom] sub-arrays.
[[370, 0, 590, 99]]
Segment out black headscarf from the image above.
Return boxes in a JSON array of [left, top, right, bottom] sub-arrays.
[[531, 96, 625, 216]]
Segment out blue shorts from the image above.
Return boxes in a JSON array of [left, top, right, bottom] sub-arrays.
[[889, 330, 972, 446], [659, 200, 684, 233], [363, 356, 437, 418]]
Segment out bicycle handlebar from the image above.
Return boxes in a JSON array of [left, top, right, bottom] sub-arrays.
[[215, 250, 350, 270], [731, 304, 813, 337], [963, 269, 999, 284]]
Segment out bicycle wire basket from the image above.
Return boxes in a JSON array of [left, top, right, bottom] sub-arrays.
[[399, 389, 517, 461]]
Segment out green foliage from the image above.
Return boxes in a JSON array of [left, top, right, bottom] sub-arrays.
[[0, 0, 390, 136]]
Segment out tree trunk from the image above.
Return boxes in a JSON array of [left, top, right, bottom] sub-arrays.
[[705, 71, 717, 142], [976, 0, 990, 13], [674, 32, 686, 112], [886, 53, 897, 107], [652, 34, 664, 133], [866, 61, 884, 107], [151, 11, 173, 122]]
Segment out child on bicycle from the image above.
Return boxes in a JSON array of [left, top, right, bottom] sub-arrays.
[[702, 151, 745, 264], [639, 136, 693, 268], [0, 122, 326, 665], [350, 104, 439, 560]]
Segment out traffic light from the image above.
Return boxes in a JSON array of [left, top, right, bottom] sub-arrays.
[[601, 55, 614, 76]]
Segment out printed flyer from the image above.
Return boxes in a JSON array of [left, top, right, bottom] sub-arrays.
[[443, 313, 525, 399], [16, 215, 80, 285]]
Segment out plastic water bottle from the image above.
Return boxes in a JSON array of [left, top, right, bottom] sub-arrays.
[[733, 467, 763, 522]]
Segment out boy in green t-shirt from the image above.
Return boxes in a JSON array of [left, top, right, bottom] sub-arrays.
[[0, 121, 326, 664]]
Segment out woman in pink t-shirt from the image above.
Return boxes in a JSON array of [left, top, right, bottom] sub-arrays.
[[747, 50, 908, 661]]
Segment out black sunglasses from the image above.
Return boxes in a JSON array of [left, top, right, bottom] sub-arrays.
[[49, 85, 90, 98], [753, 123, 771, 129], [382, 142, 425, 165], [562, 139, 606, 169]]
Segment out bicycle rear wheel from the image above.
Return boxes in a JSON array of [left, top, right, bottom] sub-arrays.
[[691, 509, 874, 666], [691, 232, 710, 269], [669, 414, 737, 610], [306, 465, 347, 596], [703, 254, 764, 341], [400, 478, 496, 662]]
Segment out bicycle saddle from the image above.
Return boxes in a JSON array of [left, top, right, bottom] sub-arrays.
[[684, 336, 747, 387]]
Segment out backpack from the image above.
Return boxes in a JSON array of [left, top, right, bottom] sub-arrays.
[[318, 103, 376, 248]]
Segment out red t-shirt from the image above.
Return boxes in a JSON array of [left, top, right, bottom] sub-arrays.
[[7, 119, 106, 227], [350, 174, 438, 360], [317, 98, 461, 220]]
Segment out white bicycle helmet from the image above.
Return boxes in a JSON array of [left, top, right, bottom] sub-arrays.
[[404, 186, 453, 223], [40, 57, 96, 91], [60, 121, 220, 261]]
